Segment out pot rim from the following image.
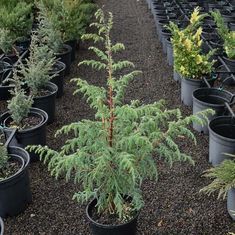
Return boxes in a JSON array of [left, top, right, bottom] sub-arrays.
[[193, 87, 233, 108], [1, 107, 48, 134], [209, 116, 235, 142], [86, 198, 140, 229], [50, 61, 66, 75], [0, 154, 25, 184], [54, 44, 72, 57], [33, 82, 58, 99]]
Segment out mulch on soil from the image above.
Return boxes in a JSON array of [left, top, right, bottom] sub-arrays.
[[1, 0, 235, 234]]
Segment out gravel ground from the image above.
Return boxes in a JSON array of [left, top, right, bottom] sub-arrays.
[[1, 0, 235, 234]]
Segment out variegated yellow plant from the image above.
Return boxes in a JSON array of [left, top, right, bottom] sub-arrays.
[[167, 8, 215, 79]]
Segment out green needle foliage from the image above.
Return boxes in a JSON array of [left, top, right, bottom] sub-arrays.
[[36, 1, 64, 54], [0, 1, 33, 41], [29, 9, 213, 221], [200, 156, 235, 199], [0, 28, 15, 54], [17, 33, 57, 97], [211, 10, 235, 59], [7, 68, 33, 128], [41, 0, 96, 42]]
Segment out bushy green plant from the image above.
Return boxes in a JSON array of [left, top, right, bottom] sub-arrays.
[[0, 28, 15, 54], [211, 10, 235, 59], [0, 1, 33, 41], [200, 156, 235, 199], [36, 1, 64, 54], [29, 9, 213, 221], [18, 34, 57, 97], [41, 0, 96, 42], [167, 7, 215, 79], [7, 69, 33, 128]]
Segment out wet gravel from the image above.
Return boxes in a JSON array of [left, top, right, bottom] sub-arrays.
[[0, 0, 235, 234]]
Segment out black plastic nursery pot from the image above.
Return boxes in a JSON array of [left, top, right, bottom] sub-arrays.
[[0, 146, 31, 218], [50, 61, 66, 98], [65, 39, 77, 62], [181, 77, 214, 107], [0, 217, 3, 235], [55, 44, 72, 75], [223, 56, 235, 72], [33, 82, 58, 124], [0, 108, 48, 162], [227, 188, 235, 221], [86, 199, 139, 235], [208, 116, 235, 166], [192, 88, 233, 134]]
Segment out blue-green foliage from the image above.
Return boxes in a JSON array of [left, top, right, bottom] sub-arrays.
[[28, 9, 214, 221]]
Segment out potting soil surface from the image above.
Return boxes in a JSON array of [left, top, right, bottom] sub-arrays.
[[1, 0, 235, 234]]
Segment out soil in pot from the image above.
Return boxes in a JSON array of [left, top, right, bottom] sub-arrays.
[[0, 108, 48, 162], [87, 199, 139, 235], [0, 157, 22, 180], [0, 147, 31, 218]]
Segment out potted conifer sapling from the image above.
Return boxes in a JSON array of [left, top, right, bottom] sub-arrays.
[[168, 7, 216, 107], [0, 1, 33, 52], [18, 34, 58, 123], [29, 9, 213, 235], [201, 156, 235, 220], [42, 0, 96, 61], [0, 69, 48, 162], [37, 2, 72, 75]]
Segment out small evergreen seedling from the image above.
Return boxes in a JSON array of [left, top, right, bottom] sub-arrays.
[[18, 34, 57, 97], [36, 1, 64, 54], [29, 9, 213, 222], [7, 69, 33, 128]]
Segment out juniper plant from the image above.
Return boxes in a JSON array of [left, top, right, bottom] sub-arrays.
[[211, 10, 235, 59], [200, 155, 235, 199], [0, 1, 33, 41], [29, 9, 213, 221], [17, 33, 57, 97], [41, 0, 96, 42], [7, 68, 33, 128], [36, 1, 64, 54]]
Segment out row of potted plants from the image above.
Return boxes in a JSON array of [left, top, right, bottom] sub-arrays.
[[0, 0, 95, 233], [147, 0, 235, 223], [0, 5, 214, 235]]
